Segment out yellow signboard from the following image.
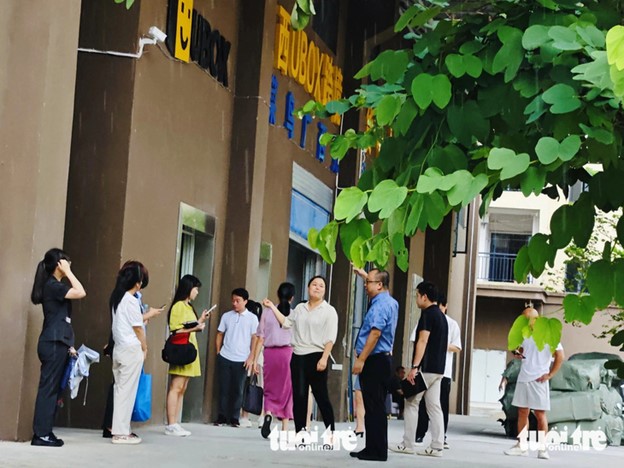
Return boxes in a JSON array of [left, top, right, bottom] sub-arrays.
[[274, 5, 343, 125], [174, 0, 193, 63]]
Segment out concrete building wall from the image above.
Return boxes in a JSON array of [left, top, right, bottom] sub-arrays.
[[0, 0, 82, 441]]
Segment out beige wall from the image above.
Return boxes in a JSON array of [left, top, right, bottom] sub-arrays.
[[0, 1, 81, 440]]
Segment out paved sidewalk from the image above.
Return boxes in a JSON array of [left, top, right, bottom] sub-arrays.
[[1, 415, 622, 468]]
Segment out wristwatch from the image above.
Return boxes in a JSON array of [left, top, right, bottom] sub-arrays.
[[411, 364, 420, 370]]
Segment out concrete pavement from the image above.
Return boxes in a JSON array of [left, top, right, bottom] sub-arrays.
[[0, 415, 622, 468]]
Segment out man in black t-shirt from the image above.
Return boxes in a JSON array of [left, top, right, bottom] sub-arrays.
[[390, 281, 448, 458]]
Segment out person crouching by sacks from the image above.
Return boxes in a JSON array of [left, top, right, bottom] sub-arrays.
[[30, 248, 86, 447]]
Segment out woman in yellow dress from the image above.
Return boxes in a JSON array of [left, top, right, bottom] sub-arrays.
[[164, 275, 210, 437]]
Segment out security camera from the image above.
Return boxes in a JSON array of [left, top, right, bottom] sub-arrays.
[[148, 26, 167, 43]]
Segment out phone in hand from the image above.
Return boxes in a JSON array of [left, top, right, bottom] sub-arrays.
[[512, 349, 525, 359], [203, 304, 217, 317], [182, 321, 199, 329]]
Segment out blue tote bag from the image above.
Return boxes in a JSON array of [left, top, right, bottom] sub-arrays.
[[131, 368, 152, 422]]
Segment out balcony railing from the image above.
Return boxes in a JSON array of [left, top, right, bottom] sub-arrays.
[[477, 252, 533, 284]]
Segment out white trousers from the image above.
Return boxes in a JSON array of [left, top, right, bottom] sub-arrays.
[[402, 372, 444, 450], [111, 344, 144, 436]]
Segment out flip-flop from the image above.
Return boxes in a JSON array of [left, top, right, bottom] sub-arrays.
[[261, 414, 273, 439]]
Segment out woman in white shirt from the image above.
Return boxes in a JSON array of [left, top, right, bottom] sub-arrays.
[[264, 275, 338, 434], [109, 261, 148, 445]]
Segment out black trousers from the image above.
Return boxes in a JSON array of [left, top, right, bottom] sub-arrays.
[[102, 382, 114, 430], [360, 353, 392, 458], [33, 341, 68, 437], [217, 354, 247, 423], [291, 352, 335, 432], [416, 376, 451, 440]]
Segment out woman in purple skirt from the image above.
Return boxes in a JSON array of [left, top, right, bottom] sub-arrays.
[[255, 282, 294, 438]]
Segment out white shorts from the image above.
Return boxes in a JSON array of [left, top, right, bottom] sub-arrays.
[[512, 380, 550, 411]]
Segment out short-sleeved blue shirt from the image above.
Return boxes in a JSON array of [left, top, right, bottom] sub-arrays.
[[355, 291, 399, 355]]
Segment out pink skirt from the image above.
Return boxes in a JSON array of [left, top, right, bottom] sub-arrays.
[[262, 346, 293, 420]]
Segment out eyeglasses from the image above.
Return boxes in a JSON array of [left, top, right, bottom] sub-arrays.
[[365, 280, 381, 284]]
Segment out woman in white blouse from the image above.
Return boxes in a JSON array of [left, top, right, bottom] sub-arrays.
[[263, 275, 338, 434]]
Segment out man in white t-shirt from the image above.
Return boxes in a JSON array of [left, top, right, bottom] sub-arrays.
[[214, 288, 259, 427], [414, 294, 462, 449], [504, 307, 564, 460]]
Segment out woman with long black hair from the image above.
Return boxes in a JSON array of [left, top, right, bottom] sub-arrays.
[[165, 274, 210, 437], [30, 248, 86, 447], [255, 282, 295, 438], [263, 276, 338, 434], [109, 261, 148, 445]]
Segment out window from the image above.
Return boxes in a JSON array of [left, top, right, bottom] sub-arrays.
[[312, 0, 339, 53]]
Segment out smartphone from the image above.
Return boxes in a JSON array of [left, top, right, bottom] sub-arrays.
[[183, 320, 199, 329], [159, 303, 168, 309], [205, 304, 217, 315]]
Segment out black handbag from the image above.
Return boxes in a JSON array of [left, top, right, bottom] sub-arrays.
[[242, 374, 263, 415], [161, 331, 197, 366], [400, 372, 428, 399]]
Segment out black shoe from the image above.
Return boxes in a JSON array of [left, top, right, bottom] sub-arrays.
[[213, 415, 227, 426], [31, 435, 64, 447], [229, 419, 240, 427], [350, 449, 365, 458], [357, 451, 387, 461], [102, 428, 112, 438], [415, 436, 424, 444], [261, 414, 273, 439]]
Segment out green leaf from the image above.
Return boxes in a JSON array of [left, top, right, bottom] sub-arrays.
[[411, 74, 433, 109], [317, 221, 338, 263], [563, 294, 596, 325], [576, 26, 605, 48], [508, 315, 529, 350], [368, 180, 408, 219], [447, 102, 489, 146], [528, 233, 555, 277], [617, 216, 624, 246], [334, 187, 368, 223], [376, 95, 402, 126], [387, 206, 406, 239], [462, 173, 489, 207], [319, 133, 334, 146], [514, 245, 532, 283], [532, 317, 562, 352], [548, 25, 582, 51], [579, 123, 614, 145], [330, 135, 350, 160], [535, 135, 581, 164], [521, 166, 547, 196], [340, 220, 372, 262], [349, 237, 367, 268], [308, 227, 319, 249], [550, 205, 573, 248], [463, 55, 483, 78], [493, 26, 523, 82], [394, 4, 420, 32], [431, 75, 452, 109], [613, 259, 624, 307], [542, 84, 582, 114], [371, 50, 411, 84], [405, 193, 425, 236], [421, 191, 447, 230], [487, 148, 530, 180], [522, 25, 551, 50], [416, 167, 444, 194], [535, 137, 560, 165], [586, 259, 614, 309], [606, 25, 624, 71], [391, 233, 409, 272], [445, 170, 474, 207], [325, 99, 351, 115], [394, 99, 418, 136], [445, 54, 465, 77]]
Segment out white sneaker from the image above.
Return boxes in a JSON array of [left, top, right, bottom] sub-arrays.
[[112, 434, 142, 444], [504, 443, 528, 456], [389, 444, 414, 454], [165, 424, 190, 437], [538, 450, 550, 460], [239, 418, 252, 428], [417, 447, 443, 457]]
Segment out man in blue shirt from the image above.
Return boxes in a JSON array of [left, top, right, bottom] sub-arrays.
[[350, 268, 399, 462]]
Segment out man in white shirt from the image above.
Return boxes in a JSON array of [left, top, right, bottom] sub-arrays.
[[504, 307, 564, 460], [414, 294, 462, 449], [214, 288, 259, 427]]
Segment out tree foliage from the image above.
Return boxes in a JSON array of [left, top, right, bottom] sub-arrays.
[[301, 0, 624, 373]]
